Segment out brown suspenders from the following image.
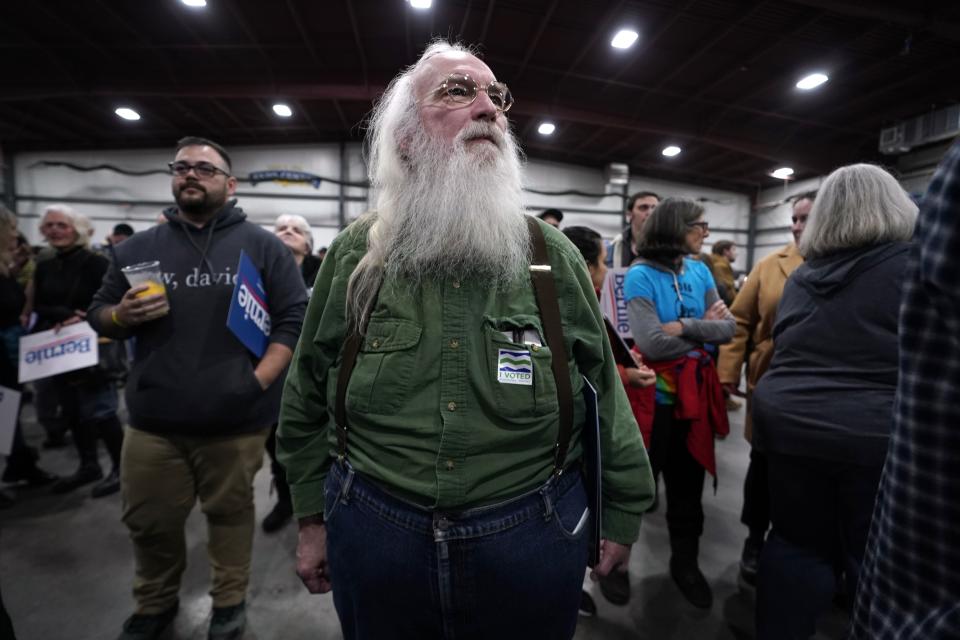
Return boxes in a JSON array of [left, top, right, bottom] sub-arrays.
[[334, 216, 575, 474]]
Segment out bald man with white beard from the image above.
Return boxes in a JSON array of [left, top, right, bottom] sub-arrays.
[[278, 41, 654, 640]]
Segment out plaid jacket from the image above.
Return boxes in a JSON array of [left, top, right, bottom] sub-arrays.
[[850, 139, 960, 639]]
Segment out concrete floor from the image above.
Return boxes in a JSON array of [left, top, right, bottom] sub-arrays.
[[1, 399, 849, 639]]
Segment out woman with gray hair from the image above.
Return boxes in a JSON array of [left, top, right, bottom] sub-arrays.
[[274, 214, 320, 288], [30, 204, 124, 498], [751, 164, 917, 639]]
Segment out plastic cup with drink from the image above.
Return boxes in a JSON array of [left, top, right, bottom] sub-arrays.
[[121, 261, 170, 315]]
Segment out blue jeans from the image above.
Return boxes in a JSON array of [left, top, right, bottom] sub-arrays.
[[324, 461, 590, 640]]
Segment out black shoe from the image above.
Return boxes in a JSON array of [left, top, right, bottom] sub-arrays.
[[51, 465, 102, 494], [261, 500, 293, 533], [598, 569, 631, 605], [208, 602, 245, 640], [578, 590, 597, 617], [42, 434, 69, 449], [117, 602, 178, 640], [2, 465, 57, 486], [738, 537, 763, 587], [92, 468, 121, 498], [670, 556, 713, 609]]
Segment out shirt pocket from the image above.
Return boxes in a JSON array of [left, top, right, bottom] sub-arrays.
[[483, 316, 558, 421], [345, 318, 423, 415]]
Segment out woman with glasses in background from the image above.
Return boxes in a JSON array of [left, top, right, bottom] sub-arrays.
[[623, 197, 735, 609]]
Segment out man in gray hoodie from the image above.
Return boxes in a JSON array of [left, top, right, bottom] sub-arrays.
[[89, 137, 307, 640]]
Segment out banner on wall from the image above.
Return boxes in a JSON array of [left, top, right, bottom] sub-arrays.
[[599, 267, 631, 340], [18, 322, 100, 383], [248, 170, 323, 189]]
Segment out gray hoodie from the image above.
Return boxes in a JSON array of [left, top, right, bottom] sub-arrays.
[[89, 201, 307, 436]]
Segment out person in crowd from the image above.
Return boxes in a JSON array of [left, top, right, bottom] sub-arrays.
[[277, 42, 654, 640], [564, 225, 657, 609], [12, 232, 34, 289], [30, 204, 124, 497], [274, 214, 321, 288], [0, 207, 56, 507], [717, 192, 812, 588], [89, 137, 307, 640], [107, 223, 135, 246], [538, 208, 563, 228], [709, 240, 738, 306], [849, 142, 960, 639], [609, 191, 660, 267], [316, 246, 327, 261], [751, 164, 917, 639], [258, 213, 318, 534], [623, 197, 735, 609]]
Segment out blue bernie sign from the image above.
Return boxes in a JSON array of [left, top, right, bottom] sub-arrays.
[[226, 250, 271, 358]]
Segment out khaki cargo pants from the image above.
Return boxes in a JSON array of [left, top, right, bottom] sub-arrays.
[[120, 426, 268, 614]]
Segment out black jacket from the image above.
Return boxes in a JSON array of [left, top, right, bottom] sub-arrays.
[[88, 201, 307, 436], [753, 241, 910, 467], [33, 247, 108, 331]]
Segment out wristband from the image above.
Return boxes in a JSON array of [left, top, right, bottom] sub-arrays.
[[298, 513, 325, 527], [111, 308, 127, 328]]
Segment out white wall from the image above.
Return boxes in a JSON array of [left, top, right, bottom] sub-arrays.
[[12, 144, 751, 255]]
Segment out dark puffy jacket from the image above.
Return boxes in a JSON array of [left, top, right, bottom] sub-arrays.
[[753, 241, 910, 467]]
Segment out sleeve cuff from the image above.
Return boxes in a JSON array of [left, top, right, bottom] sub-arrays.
[[601, 505, 643, 545], [290, 477, 328, 520]]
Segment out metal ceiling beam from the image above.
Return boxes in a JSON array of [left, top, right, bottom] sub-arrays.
[[345, 0, 370, 88], [552, 0, 626, 92], [513, 100, 828, 171], [479, 0, 496, 45], [785, 0, 960, 42], [0, 85, 385, 102], [457, 0, 474, 40], [211, 99, 259, 141], [512, 0, 559, 82], [222, 2, 276, 84], [285, 0, 323, 67]]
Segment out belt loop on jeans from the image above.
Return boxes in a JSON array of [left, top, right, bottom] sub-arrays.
[[539, 478, 555, 520], [339, 461, 356, 504]]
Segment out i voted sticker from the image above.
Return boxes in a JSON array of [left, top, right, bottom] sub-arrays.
[[498, 349, 533, 386]]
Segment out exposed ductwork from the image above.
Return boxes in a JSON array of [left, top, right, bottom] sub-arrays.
[[879, 104, 960, 155]]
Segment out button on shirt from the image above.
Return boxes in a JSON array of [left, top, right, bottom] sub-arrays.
[[278, 216, 655, 544]]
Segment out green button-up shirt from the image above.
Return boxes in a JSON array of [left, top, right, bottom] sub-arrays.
[[278, 216, 654, 544]]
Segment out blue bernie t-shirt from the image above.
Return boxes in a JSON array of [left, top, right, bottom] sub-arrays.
[[623, 257, 717, 323]]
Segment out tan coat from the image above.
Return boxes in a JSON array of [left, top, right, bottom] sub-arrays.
[[717, 243, 803, 441]]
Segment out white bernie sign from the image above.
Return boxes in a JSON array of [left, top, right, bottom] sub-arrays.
[[18, 322, 100, 384]]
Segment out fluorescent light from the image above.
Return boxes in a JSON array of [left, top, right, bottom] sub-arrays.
[[796, 72, 828, 90], [662, 145, 681, 157], [537, 122, 556, 136], [409, 0, 432, 8], [771, 167, 794, 180], [272, 104, 293, 117], [181, 0, 207, 7], [115, 107, 140, 121], [611, 29, 638, 49]]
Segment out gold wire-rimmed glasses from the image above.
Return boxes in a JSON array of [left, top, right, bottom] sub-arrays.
[[422, 73, 514, 113]]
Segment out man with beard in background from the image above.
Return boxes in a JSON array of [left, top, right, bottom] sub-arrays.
[[277, 42, 654, 639], [89, 137, 306, 640]]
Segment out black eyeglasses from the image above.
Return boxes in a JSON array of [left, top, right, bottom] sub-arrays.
[[168, 161, 231, 179], [423, 73, 514, 113], [688, 221, 709, 231]]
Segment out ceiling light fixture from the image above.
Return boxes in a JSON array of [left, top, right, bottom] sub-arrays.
[[538, 122, 556, 136], [272, 104, 293, 117], [181, 0, 207, 7], [771, 167, 794, 180], [408, 0, 432, 9], [796, 72, 828, 90], [611, 29, 639, 49], [662, 145, 681, 157], [115, 107, 141, 121]]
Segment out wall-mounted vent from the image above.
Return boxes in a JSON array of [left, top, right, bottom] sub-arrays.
[[879, 104, 960, 155], [604, 162, 629, 185]]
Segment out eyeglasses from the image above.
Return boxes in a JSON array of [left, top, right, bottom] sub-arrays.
[[791, 214, 809, 224], [424, 73, 513, 113], [688, 221, 709, 232], [168, 161, 231, 179]]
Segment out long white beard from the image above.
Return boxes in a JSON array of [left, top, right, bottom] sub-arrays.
[[376, 121, 530, 286]]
